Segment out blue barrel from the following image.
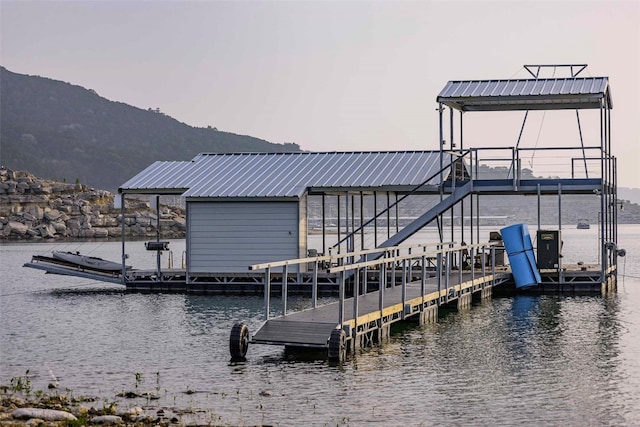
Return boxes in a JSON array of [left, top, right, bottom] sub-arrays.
[[500, 224, 542, 289]]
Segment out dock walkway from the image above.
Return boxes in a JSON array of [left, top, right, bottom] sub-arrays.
[[252, 269, 509, 349], [238, 241, 510, 361]]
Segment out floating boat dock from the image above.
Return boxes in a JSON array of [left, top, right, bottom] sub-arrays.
[[226, 239, 617, 361], [23, 63, 625, 362]]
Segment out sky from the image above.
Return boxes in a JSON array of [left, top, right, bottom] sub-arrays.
[[1, 0, 639, 188]]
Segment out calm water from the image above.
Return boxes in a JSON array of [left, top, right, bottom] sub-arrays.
[[1, 226, 639, 426]]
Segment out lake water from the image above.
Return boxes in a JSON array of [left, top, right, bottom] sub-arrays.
[[1, 225, 639, 426]]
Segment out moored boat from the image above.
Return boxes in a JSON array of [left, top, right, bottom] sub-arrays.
[[577, 220, 590, 229], [52, 251, 131, 272]]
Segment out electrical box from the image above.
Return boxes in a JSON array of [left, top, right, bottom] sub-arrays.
[[536, 230, 561, 269], [489, 231, 505, 266]]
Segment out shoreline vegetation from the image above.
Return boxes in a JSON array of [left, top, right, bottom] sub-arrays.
[[0, 372, 268, 427], [0, 168, 186, 242]]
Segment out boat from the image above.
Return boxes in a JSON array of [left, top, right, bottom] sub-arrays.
[[52, 251, 131, 272], [577, 220, 590, 230]]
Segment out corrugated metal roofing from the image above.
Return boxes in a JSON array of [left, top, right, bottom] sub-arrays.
[[437, 77, 611, 111], [119, 151, 454, 198]]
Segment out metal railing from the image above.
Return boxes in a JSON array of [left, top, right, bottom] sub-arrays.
[[249, 240, 500, 325], [330, 150, 471, 253], [466, 145, 612, 183]]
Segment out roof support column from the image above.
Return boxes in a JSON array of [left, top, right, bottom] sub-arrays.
[[386, 192, 391, 240], [374, 192, 378, 248], [337, 194, 341, 254], [345, 191, 351, 253], [120, 193, 126, 285], [460, 110, 465, 246], [449, 106, 455, 247], [470, 190, 474, 245], [360, 192, 364, 251], [438, 102, 444, 202], [599, 103, 606, 278], [321, 194, 326, 256], [558, 183, 562, 232], [395, 193, 399, 234]]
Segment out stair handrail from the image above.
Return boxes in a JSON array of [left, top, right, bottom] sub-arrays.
[[330, 149, 471, 251]]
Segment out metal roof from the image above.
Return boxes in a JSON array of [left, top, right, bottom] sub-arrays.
[[437, 77, 611, 111], [119, 151, 455, 199]]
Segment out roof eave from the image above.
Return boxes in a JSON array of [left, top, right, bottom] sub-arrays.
[[118, 187, 189, 195], [438, 95, 606, 112]]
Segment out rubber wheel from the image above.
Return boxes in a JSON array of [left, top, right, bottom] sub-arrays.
[[328, 328, 346, 362], [229, 323, 250, 360]]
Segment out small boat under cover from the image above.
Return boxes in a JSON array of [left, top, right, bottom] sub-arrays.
[[52, 251, 131, 272]]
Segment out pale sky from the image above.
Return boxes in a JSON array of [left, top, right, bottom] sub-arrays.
[[1, 0, 639, 188]]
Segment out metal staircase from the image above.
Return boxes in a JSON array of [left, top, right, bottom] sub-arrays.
[[376, 180, 473, 250]]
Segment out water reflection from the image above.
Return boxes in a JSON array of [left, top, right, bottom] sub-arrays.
[[2, 235, 640, 426]]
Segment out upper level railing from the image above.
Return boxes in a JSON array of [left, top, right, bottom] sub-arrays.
[[464, 146, 613, 183], [316, 145, 612, 257]]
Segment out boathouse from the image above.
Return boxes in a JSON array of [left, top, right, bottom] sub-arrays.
[[118, 151, 464, 276]]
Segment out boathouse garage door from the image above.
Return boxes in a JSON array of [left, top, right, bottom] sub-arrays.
[[188, 201, 301, 273]]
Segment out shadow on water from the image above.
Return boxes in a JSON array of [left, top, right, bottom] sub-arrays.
[[48, 288, 125, 297]]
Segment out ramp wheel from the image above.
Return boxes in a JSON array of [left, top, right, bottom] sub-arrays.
[[328, 328, 346, 362], [230, 323, 250, 360]]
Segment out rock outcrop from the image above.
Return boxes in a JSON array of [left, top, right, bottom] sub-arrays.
[[0, 168, 186, 241]]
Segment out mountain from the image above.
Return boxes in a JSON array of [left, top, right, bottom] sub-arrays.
[[0, 67, 300, 191]]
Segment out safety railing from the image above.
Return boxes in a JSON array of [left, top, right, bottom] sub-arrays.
[[249, 240, 500, 324], [250, 241, 455, 320], [327, 241, 499, 328], [466, 146, 612, 183], [330, 150, 471, 253]]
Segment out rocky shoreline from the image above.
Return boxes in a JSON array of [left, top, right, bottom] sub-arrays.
[[0, 371, 273, 427], [0, 389, 263, 427], [0, 168, 186, 242]]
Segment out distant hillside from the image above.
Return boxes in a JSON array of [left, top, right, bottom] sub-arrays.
[[0, 67, 300, 191], [619, 187, 640, 206]]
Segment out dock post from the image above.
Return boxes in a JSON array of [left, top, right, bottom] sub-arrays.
[[363, 253, 368, 293], [437, 252, 442, 301], [491, 246, 496, 287], [391, 252, 396, 288], [420, 252, 426, 307], [312, 259, 318, 309], [470, 246, 476, 285], [338, 271, 345, 328], [282, 264, 288, 316], [264, 267, 271, 321], [444, 252, 450, 302], [401, 259, 407, 319], [481, 247, 486, 286], [458, 247, 463, 286], [379, 257, 386, 326], [353, 267, 360, 334]]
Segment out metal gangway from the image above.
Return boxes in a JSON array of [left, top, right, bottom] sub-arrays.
[[229, 240, 510, 361]]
